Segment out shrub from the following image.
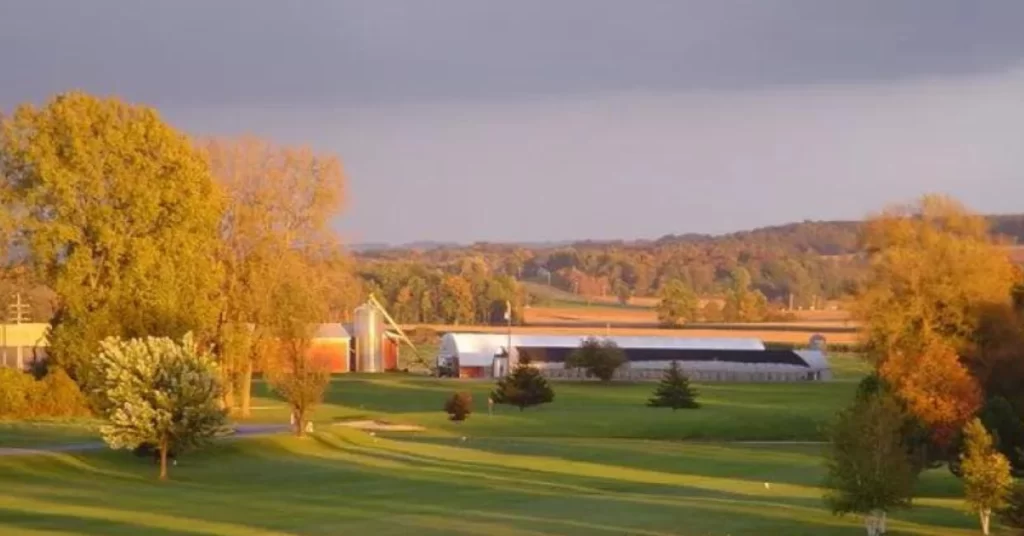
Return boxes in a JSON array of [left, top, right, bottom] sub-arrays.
[[34, 368, 91, 418], [444, 391, 473, 421], [0, 368, 36, 418]]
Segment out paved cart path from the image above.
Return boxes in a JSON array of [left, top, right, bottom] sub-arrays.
[[0, 424, 291, 457]]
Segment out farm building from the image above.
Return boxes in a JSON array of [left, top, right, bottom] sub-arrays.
[[436, 332, 830, 382]]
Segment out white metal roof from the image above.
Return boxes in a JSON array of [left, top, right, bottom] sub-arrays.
[[439, 332, 768, 367], [314, 323, 351, 340]]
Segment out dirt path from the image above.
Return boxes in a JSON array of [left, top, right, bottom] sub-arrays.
[[0, 424, 291, 457]]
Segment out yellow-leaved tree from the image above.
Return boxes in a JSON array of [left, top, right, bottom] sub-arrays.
[[0, 92, 223, 387], [199, 136, 350, 416], [855, 194, 1018, 445]]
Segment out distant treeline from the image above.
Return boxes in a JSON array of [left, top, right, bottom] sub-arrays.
[[356, 215, 1024, 309]]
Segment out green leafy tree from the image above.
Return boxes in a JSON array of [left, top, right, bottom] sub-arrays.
[[656, 279, 699, 327], [92, 334, 227, 480], [444, 391, 473, 421], [961, 418, 1014, 535], [823, 392, 916, 536], [0, 92, 223, 387], [647, 361, 699, 410], [566, 337, 626, 382], [491, 356, 554, 411]]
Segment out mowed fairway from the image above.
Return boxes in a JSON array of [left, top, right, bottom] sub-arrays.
[[0, 359, 992, 535]]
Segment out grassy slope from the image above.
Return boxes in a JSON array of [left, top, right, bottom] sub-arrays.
[[0, 355, 996, 535], [0, 430, 984, 535]]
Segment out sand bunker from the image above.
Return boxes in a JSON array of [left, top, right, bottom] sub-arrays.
[[333, 419, 425, 432]]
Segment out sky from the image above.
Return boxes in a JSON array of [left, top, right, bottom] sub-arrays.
[[2, 1, 1024, 244]]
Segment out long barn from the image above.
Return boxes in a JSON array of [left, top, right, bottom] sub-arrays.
[[436, 332, 830, 382]]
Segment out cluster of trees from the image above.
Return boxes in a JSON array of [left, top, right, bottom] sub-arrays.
[[357, 215, 1024, 313], [823, 195, 1024, 535], [657, 267, 770, 326], [0, 92, 351, 472], [358, 259, 522, 325]]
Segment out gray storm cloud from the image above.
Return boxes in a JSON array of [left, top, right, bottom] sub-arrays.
[[2, 1, 1023, 243]]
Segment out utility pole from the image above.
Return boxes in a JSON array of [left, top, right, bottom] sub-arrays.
[[504, 300, 513, 371]]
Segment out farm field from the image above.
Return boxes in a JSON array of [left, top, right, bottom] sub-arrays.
[[0, 358, 996, 535], [405, 322, 861, 345]]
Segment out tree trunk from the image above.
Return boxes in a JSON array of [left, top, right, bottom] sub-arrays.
[[238, 359, 253, 417], [980, 509, 990, 535], [294, 408, 305, 437], [879, 511, 886, 535], [159, 438, 169, 481], [864, 510, 884, 536]]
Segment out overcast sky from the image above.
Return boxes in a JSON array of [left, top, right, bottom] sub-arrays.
[[3, 1, 1024, 244]]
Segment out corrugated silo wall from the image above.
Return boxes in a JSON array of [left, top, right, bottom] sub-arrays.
[[515, 347, 826, 382]]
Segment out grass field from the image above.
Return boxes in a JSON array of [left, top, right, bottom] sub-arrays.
[[0, 355, 1002, 535]]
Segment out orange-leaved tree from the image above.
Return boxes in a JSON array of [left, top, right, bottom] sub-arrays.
[[855, 194, 1016, 446]]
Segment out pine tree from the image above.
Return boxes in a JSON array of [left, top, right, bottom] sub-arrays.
[[647, 361, 699, 410], [490, 356, 554, 411], [961, 418, 1014, 535]]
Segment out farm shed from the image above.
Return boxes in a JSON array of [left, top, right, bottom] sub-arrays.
[[308, 323, 352, 373], [436, 332, 830, 382]]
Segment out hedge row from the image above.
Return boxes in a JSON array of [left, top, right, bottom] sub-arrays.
[[0, 368, 91, 419]]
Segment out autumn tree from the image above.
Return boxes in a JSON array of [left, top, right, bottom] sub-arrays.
[[647, 361, 699, 410], [199, 136, 346, 417], [262, 252, 333, 437], [491, 356, 554, 411], [722, 268, 768, 322], [0, 93, 223, 388], [823, 392, 916, 536], [855, 195, 1016, 447], [566, 337, 626, 382], [657, 279, 699, 327], [960, 418, 1014, 535], [439, 275, 474, 324], [93, 334, 227, 480]]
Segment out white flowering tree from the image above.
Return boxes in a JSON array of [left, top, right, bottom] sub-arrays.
[[93, 334, 228, 480]]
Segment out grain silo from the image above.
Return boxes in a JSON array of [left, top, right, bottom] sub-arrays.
[[353, 302, 384, 372]]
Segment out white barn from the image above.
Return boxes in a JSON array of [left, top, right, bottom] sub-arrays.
[[436, 332, 830, 382]]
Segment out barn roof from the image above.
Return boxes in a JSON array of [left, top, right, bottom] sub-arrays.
[[314, 323, 351, 340]]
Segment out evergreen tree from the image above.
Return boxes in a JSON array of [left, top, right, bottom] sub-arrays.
[[490, 356, 554, 411], [647, 361, 699, 410]]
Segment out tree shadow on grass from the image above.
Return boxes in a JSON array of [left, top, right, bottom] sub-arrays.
[[0, 508, 199, 536]]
